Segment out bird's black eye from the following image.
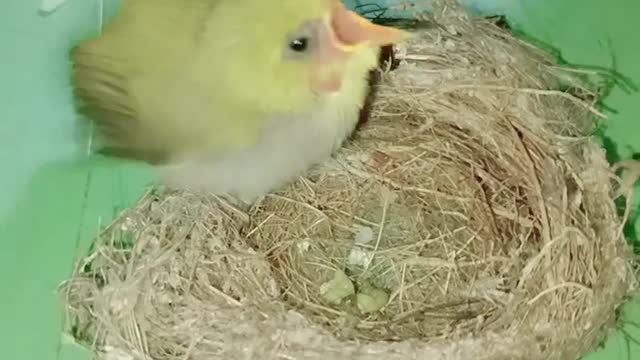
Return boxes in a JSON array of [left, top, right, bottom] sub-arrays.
[[289, 37, 309, 52]]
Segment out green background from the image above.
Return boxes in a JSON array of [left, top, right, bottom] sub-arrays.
[[1, 0, 638, 359]]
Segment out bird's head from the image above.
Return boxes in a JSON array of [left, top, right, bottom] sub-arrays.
[[203, 0, 410, 115]]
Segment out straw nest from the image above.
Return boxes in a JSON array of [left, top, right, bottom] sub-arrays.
[[60, 2, 638, 360]]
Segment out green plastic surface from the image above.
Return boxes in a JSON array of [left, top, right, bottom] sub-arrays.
[[0, 1, 638, 359]]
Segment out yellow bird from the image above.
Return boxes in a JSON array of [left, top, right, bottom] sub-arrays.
[[72, 0, 410, 200]]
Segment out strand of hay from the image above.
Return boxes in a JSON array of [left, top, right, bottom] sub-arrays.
[[60, 2, 638, 360]]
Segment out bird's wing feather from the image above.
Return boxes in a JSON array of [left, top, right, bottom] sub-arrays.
[[71, 0, 228, 164], [72, 46, 171, 163]]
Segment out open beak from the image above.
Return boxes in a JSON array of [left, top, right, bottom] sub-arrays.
[[310, 1, 411, 95], [329, 1, 411, 49]]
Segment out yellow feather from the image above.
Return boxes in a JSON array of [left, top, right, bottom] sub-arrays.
[[71, 0, 406, 197]]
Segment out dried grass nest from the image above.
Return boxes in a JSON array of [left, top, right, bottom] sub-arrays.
[[61, 5, 639, 360]]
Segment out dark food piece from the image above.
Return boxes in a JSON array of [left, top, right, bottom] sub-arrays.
[[486, 15, 511, 30], [355, 44, 400, 133]]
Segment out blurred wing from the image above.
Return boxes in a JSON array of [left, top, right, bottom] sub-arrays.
[[70, 0, 222, 164], [72, 46, 170, 163]]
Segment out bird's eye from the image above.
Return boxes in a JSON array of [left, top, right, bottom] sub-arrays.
[[289, 37, 309, 52]]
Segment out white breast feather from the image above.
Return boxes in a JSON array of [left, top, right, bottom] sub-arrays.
[[157, 77, 367, 201]]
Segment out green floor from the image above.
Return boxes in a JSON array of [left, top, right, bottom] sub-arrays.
[[1, 1, 638, 359]]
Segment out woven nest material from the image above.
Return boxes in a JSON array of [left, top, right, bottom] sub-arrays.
[[60, 3, 638, 360]]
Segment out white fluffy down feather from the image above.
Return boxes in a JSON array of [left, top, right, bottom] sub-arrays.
[[157, 90, 364, 202], [39, 0, 72, 13]]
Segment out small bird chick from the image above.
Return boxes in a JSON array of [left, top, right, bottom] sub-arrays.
[[72, 0, 410, 201]]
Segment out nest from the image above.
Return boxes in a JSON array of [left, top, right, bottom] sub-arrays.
[[60, 3, 638, 360]]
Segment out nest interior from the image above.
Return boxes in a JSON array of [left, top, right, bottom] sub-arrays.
[[60, 3, 637, 360]]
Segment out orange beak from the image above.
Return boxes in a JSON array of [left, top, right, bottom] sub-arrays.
[[310, 1, 411, 95], [329, 1, 411, 48]]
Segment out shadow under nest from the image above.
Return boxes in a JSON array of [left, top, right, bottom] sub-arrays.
[[60, 6, 637, 360]]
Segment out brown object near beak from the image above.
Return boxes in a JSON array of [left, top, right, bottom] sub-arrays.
[[354, 44, 399, 134]]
